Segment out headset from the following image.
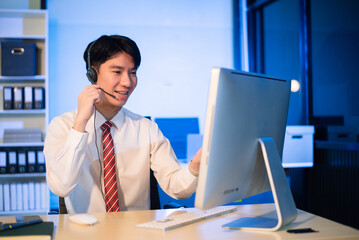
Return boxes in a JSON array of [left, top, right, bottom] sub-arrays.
[[86, 41, 98, 84], [86, 40, 116, 98]]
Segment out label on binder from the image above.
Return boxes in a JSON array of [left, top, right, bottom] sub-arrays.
[[14, 87, 24, 109], [8, 151, 17, 173], [18, 151, 27, 173], [24, 86, 34, 109], [3, 87, 13, 110], [27, 151, 36, 173], [34, 87, 44, 109], [0, 152, 6, 174], [36, 151, 45, 172]]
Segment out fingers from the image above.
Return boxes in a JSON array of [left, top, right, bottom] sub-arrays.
[[74, 85, 102, 132]]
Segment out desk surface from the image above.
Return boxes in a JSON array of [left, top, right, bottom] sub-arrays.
[[1, 204, 358, 240]]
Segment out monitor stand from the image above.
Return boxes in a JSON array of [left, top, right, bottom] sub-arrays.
[[222, 137, 297, 231]]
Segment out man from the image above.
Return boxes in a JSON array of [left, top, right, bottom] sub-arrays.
[[44, 35, 201, 213]]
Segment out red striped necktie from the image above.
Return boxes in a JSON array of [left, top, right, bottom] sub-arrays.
[[101, 121, 120, 212]]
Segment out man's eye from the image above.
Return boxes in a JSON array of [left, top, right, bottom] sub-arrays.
[[114, 71, 122, 74], [131, 71, 137, 75]]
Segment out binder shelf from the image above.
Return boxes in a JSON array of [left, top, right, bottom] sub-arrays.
[[0, 143, 49, 216]]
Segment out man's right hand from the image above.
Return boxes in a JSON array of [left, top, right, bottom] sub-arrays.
[[73, 85, 102, 132]]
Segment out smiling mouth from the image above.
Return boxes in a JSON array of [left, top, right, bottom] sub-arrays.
[[114, 90, 129, 95]]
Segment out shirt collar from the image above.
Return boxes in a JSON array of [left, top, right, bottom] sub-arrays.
[[93, 108, 125, 131]]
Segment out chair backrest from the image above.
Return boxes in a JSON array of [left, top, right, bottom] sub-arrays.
[[150, 169, 161, 209], [154, 118, 199, 160], [59, 196, 68, 214], [58, 169, 161, 213]]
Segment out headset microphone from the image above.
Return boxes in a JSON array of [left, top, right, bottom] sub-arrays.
[[99, 88, 116, 99]]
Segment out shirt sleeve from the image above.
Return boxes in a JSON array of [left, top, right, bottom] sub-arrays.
[[149, 122, 198, 200], [44, 115, 89, 197]]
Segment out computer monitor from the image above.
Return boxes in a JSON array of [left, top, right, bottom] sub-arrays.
[[195, 68, 297, 231]]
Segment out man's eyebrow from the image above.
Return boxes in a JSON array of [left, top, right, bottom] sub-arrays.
[[109, 65, 124, 69], [109, 65, 137, 71]]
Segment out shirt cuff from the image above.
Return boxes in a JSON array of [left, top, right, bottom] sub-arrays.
[[67, 128, 89, 148]]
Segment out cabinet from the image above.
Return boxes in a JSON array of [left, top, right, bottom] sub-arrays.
[[0, 9, 49, 215]]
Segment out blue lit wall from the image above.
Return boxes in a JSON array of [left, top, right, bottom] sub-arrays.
[[261, 0, 359, 127], [47, 0, 234, 132], [311, 0, 359, 127]]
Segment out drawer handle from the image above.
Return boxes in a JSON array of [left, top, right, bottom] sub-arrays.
[[11, 48, 25, 55], [292, 135, 303, 139]]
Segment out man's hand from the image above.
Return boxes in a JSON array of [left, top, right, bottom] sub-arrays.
[[73, 85, 102, 132], [189, 147, 202, 176]]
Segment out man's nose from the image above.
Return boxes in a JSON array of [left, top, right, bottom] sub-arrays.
[[120, 72, 131, 87]]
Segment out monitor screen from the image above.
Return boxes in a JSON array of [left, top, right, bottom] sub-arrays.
[[195, 68, 297, 231]]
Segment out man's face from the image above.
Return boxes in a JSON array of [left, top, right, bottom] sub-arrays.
[[96, 52, 137, 110]]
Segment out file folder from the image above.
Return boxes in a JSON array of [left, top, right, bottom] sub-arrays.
[[22, 182, 29, 211], [28, 182, 35, 210], [16, 183, 23, 210], [3, 183, 10, 211], [0, 151, 7, 174], [24, 86, 34, 109], [3, 87, 14, 110], [8, 151, 17, 173], [10, 182, 17, 211], [36, 151, 45, 173], [18, 151, 27, 173], [0, 184, 3, 211], [34, 87, 45, 109], [27, 151, 36, 173], [14, 87, 24, 110], [35, 182, 41, 210], [40, 182, 48, 210]]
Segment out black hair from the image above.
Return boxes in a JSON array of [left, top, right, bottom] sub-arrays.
[[84, 35, 141, 71]]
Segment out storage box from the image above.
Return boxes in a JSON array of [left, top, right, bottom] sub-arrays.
[[1, 41, 37, 76], [327, 126, 357, 142], [3, 128, 43, 143], [282, 125, 315, 168]]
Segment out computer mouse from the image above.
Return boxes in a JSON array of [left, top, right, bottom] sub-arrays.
[[69, 214, 97, 225]]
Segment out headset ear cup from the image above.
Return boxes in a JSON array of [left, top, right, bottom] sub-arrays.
[[86, 67, 98, 84]]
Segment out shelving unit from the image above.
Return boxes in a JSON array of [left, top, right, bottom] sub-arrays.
[[0, 8, 49, 131], [0, 8, 49, 215]]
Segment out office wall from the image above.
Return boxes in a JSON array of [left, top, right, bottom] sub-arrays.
[[311, 0, 359, 127], [262, 0, 302, 125], [47, 0, 234, 132]]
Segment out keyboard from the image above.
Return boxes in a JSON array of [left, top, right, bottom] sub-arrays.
[[136, 206, 237, 231]]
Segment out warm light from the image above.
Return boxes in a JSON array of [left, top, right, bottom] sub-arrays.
[[291, 79, 300, 92]]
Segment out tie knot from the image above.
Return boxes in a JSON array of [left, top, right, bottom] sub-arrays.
[[101, 121, 113, 131]]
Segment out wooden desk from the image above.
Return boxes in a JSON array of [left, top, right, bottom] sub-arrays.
[[1, 204, 358, 240]]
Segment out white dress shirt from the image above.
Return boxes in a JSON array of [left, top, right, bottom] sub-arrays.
[[44, 107, 198, 213]]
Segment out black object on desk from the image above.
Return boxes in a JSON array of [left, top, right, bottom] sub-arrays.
[[0, 216, 53, 238], [0, 216, 42, 231], [287, 228, 319, 234]]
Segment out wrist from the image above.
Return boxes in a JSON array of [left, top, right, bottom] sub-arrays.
[[188, 160, 199, 177]]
